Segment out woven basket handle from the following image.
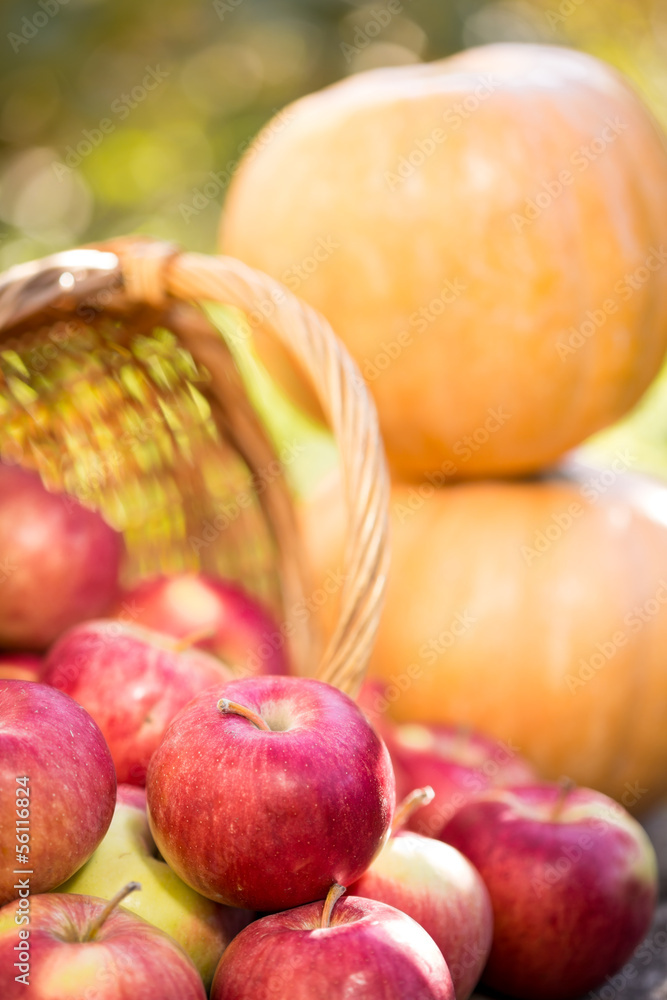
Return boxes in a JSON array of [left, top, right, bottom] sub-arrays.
[[116, 239, 390, 697]]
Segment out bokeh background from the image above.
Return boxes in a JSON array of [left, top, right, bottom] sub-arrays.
[[1, 0, 666, 474]]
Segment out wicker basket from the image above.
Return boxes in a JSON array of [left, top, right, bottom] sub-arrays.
[[0, 236, 389, 697]]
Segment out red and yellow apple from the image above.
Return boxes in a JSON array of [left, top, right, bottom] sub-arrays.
[[117, 572, 288, 676], [0, 463, 122, 649], [211, 891, 455, 999], [388, 723, 537, 837], [147, 676, 395, 911], [442, 783, 658, 999], [41, 620, 234, 784], [350, 789, 493, 1000], [0, 680, 116, 904], [0, 886, 206, 999]]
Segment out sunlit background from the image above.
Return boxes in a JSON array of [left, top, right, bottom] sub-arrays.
[[0, 0, 666, 474]]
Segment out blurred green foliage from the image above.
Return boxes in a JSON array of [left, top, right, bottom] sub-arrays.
[[0, 0, 666, 475]]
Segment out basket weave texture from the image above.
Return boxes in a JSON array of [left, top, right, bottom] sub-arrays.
[[0, 236, 389, 697]]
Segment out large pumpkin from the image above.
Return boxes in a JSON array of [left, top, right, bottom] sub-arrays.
[[221, 44, 667, 481], [363, 466, 667, 809]]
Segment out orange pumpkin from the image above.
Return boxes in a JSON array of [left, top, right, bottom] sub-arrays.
[[363, 466, 667, 810], [221, 44, 667, 481]]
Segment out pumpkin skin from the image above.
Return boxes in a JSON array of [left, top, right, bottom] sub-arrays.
[[221, 44, 667, 480], [365, 469, 667, 810]]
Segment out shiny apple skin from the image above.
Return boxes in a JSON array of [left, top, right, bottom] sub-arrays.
[[210, 896, 455, 1000], [0, 464, 123, 649], [350, 830, 492, 1000], [117, 572, 288, 675], [0, 681, 116, 904], [442, 784, 658, 1000], [147, 676, 395, 911], [0, 891, 206, 999], [41, 620, 234, 784]]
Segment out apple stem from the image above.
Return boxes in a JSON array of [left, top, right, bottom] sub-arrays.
[[392, 786, 435, 834], [320, 884, 346, 929], [217, 698, 271, 731], [82, 882, 141, 942], [173, 627, 216, 652], [551, 777, 576, 822]]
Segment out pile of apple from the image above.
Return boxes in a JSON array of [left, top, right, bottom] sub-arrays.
[[0, 462, 660, 999]]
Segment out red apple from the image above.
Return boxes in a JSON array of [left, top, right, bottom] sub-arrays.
[[40, 620, 234, 785], [350, 788, 493, 1000], [389, 722, 537, 838], [0, 463, 123, 649], [0, 884, 206, 998], [0, 653, 41, 682], [117, 572, 288, 675], [210, 887, 455, 999], [0, 680, 116, 904], [147, 675, 395, 911], [442, 783, 658, 1000]]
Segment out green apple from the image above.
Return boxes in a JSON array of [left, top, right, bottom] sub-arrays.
[[58, 785, 252, 988]]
